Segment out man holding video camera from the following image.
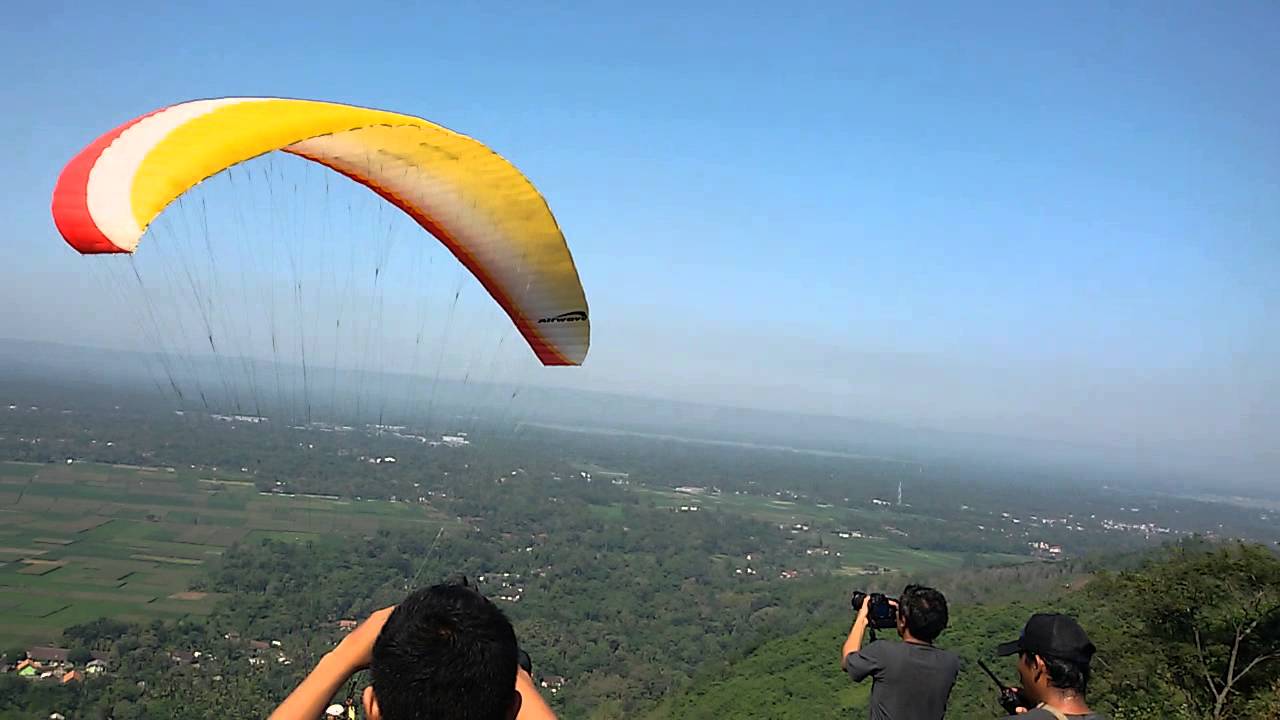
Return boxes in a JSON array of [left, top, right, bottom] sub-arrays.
[[840, 584, 959, 720]]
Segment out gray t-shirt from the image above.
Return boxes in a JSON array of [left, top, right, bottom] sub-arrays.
[[845, 639, 960, 720]]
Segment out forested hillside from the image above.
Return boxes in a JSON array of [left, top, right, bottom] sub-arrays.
[[646, 541, 1280, 720]]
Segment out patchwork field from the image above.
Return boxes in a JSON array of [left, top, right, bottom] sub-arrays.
[[0, 460, 447, 647], [632, 486, 1031, 575]]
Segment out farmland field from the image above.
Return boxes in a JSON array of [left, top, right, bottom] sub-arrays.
[[0, 460, 448, 646], [632, 486, 1031, 575]]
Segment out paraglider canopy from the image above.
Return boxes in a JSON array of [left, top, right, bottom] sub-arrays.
[[51, 97, 589, 366]]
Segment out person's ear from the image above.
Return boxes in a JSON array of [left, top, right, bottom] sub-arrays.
[[506, 688, 523, 720], [1032, 654, 1048, 683], [363, 685, 381, 720]]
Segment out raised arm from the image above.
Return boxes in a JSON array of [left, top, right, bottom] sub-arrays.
[[269, 607, 395, 720], [841, 595, 871, 670], [516, 667, 559, 720]]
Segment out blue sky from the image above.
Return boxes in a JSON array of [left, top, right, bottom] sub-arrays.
[[2, 1, 1277, 479]]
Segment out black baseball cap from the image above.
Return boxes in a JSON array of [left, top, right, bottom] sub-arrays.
[[996, 613, 1096, 665]]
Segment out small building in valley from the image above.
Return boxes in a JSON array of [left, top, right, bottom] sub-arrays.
[[26, 647, 69, 664]]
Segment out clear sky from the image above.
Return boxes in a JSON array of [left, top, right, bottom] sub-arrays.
[[2, 1, 1277, 482]]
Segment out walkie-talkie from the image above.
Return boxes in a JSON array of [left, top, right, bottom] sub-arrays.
[[977, 659, 1029, 715]]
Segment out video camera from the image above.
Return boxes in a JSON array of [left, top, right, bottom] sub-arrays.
[[850, 590, 899, 630]]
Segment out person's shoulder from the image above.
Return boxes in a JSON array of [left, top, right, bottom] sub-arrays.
[[921, 644, 960, 675], [904, 640, 957, 662], [860, 638, 892, 653]]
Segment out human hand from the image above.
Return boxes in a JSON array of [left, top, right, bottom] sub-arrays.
[[1001, 687, 1031, 715], [1012, 687, 1031, 714], [857, 595, 871, 617], [886, 597, 901, 618], [994, 685, 1029, 715], [331, 606, 396, 672]]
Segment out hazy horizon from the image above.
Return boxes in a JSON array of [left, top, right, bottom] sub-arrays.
[[1, 335, 1272, 499], [3, 3, 1276, 490]]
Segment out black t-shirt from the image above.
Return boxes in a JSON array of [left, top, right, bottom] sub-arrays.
[[845, 639, 960, 720]]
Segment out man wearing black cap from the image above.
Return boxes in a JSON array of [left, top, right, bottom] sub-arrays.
[[995, 613, 1106, 719]]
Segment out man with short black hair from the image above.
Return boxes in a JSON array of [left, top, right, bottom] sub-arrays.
[[840, 584, 960, 720], [270, 581, 556, 720], [995, 613, 1106, 719]]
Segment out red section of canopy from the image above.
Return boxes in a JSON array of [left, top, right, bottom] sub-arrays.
[[51, 108, 166, 255]]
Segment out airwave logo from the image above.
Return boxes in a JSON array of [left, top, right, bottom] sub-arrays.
[[537, 310, 588, 324]]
